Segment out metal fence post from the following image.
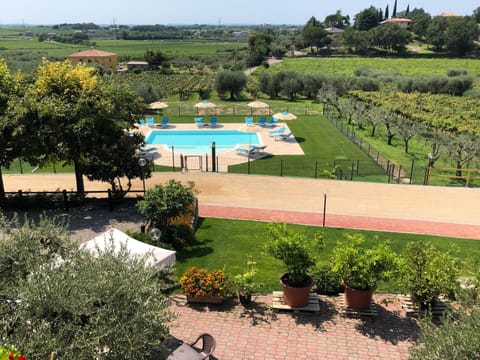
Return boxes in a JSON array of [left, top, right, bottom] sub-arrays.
[[409, 159, 415, 184]]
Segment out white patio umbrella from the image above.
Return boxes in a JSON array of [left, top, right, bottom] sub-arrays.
[[194, 100, 216, 109], [194, 100, 217, 115], [273, 111, 297, 120], [247, 100, 269, 115], [149, 101, 169, 110]]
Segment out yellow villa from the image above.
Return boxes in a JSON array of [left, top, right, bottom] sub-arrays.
[[66, 49, 118, 72]]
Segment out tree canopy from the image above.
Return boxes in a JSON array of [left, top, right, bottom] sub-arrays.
[[0, 215, 175, 359], [9, 59, 146, 195]]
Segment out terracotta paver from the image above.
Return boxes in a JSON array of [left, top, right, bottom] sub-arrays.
[[168, 294, 417, 360]]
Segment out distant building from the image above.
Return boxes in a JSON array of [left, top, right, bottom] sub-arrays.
[[324, 26, 345, 37], [232, 31, 248, 37], [440, 12, 461, 17], [66, 49, 117, 72], [127, 61, 150, 71], [380, 18, 412, 29]]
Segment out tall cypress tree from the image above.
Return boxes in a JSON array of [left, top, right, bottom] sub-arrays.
[[392, 0, 397, 17], [385, 5, 389, 19], [406, 4, 410, 17]]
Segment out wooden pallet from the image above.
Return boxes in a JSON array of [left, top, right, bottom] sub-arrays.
[[272, 291, 320, 312], [397, 294, 449, 317], [338, 296, 378, 317]]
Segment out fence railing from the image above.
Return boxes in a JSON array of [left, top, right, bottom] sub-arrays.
[[327, 113, 421, 184]]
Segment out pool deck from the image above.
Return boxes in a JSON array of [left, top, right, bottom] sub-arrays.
[[136, 122, 303, 171]]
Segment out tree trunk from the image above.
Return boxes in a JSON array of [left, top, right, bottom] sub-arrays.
[[387, 134, 394, 145], [456, 161, 462, 177], [404, 140, 409, 154], [74, 160, 85, 195], [0, 166, 5, 200]]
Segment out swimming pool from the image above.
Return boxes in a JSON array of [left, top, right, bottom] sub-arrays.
[[145, 130, 261, 154]]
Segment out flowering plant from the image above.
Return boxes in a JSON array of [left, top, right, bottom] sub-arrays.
[[0, 345, 26, 360], [179, 266, 231, 298]]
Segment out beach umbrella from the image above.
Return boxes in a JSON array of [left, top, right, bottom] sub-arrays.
[[273, 111, 297, 120], [194, 100, 217, 115], [247, 100, 269, 115], [194, 100, 216, 109], [149, 101, 169, 110]]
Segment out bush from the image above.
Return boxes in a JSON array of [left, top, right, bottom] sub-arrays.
[[136, 180, 196, 245], [409, 307, 480, 360], [330, 234, 398, 290], [311, 265, 344, 295], [446, 68, 468, 77], [399, 241, 462, 306], [179, 267, 231, 298], [264, 223, 323, 287]]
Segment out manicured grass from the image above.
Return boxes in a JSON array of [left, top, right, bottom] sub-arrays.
[[175, 218, 480, 294], [228, 115, 386, 180]]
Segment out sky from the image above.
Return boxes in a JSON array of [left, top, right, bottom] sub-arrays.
[[0, 0, 478, 26]]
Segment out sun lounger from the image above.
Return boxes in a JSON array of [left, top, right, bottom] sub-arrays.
[[160, 117, 170, 128], [274, 131, 293, 141], [236, 147, 252, 155], [195, 117, 206, 127], [256, 117, 267, 126], [268, 126, 286, 136], [139, 119, 146, 126], [210, 117, 218, 127], [264, 118, 278, 128], [146, 117, 155, 127], [250, 145, 267, 153], [245, 117, 254, 126]]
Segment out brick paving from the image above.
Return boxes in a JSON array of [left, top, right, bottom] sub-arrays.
[[168, 294, 417, 360]]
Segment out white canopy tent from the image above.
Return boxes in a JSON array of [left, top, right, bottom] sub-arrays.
[[81, 228, 176, 272]]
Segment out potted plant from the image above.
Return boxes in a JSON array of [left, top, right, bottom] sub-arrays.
[[399, 241, 461, 308], [233, 256, 261, 305], [264, 223, 323, 307], [330, 234, 398, 310], [179, 266, 231, 304]]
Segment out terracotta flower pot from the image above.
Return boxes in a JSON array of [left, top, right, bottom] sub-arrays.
[[280, 273, 314, 307], [344, 285, 374, 310]]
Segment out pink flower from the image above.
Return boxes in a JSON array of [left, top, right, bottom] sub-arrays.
[[18, 355, 27, 360], [8, 354, 15, 360]]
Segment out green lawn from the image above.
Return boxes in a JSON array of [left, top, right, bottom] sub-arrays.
[[175, 218, 480, 294]]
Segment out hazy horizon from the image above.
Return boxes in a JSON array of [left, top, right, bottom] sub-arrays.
[[0, 1, 478, 26]]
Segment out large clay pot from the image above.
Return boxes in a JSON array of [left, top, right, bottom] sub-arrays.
[[344, 285, 374, 310], [280, 273, 314, 307]]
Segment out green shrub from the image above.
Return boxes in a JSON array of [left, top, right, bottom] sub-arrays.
[[311, 265, 344, 295], [264, 223, 323, 287], [446, 68, 468, 77], [409, 307, 480, 360], [330, 234, 398, 290], [399, 241, 462, 306]]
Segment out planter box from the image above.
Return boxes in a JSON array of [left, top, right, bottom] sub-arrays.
[[186, 295, 224, 304]]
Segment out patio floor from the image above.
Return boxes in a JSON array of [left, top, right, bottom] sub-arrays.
[[167, 293, 417, 359]]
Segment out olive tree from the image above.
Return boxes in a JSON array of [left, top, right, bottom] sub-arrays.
[[0, 214, 175, 360], [215, 70, 247, 100]]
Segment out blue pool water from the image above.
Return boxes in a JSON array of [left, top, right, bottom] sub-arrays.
[[145, 130, 260, 154]]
